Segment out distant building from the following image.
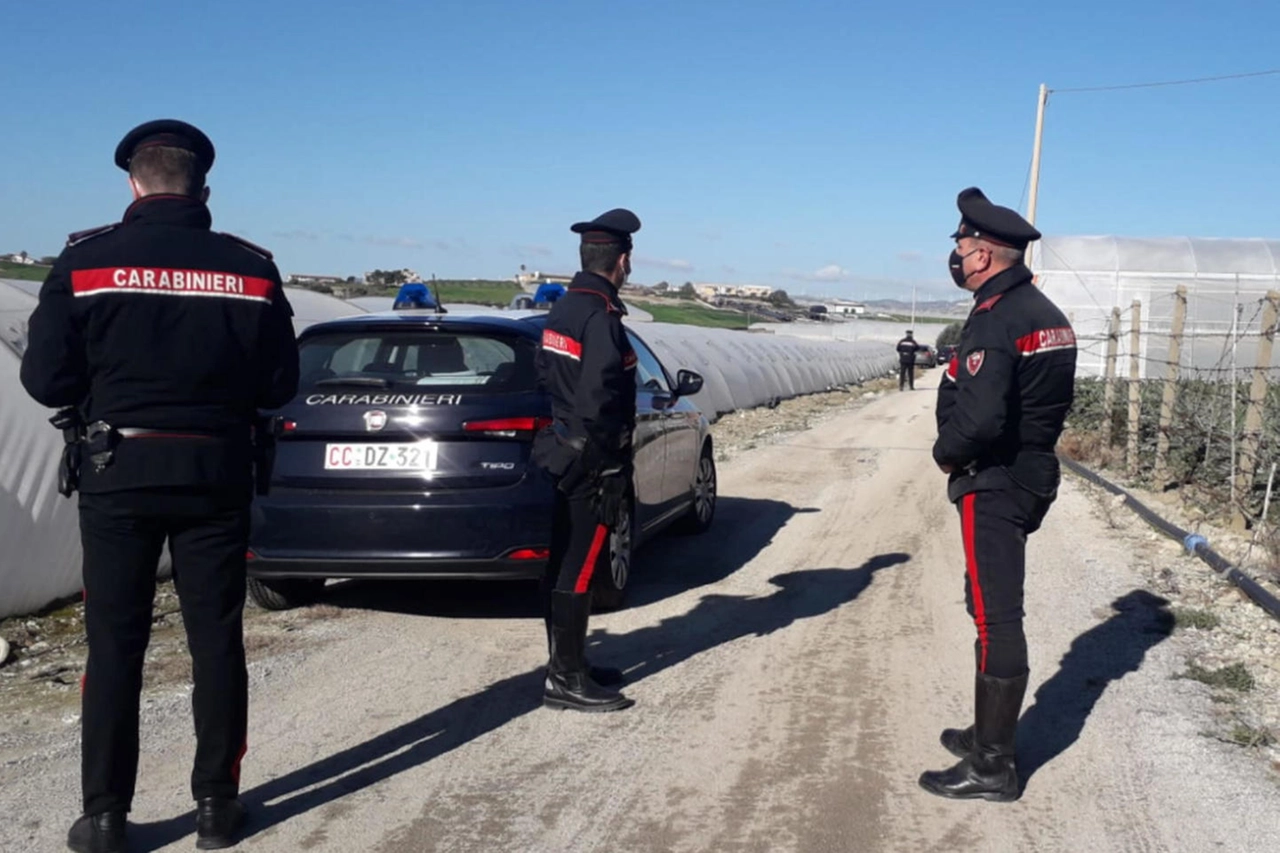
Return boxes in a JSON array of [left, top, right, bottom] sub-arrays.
[[287, 273, 347, 287], [514, 270, 574, 288], [2, 252, 35, 266], [824, 300, 866, 316], [694, 283, 777, 301]]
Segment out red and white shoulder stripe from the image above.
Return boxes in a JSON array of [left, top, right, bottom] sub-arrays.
[[1016, 326, 1076, 357], [541, 329, 582, 361]]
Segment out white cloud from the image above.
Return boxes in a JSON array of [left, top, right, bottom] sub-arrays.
[[807, 264, 850, 281], [636, 256, 694, 272], [896, 250, 924, 263]]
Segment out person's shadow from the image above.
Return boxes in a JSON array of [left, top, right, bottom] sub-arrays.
[[128, 552, 908, 850], [1016, 589, 1174, 788]]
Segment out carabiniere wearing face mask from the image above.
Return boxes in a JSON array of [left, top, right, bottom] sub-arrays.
[[921, 186, 1078, 804]]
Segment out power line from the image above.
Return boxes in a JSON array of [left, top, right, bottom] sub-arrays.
[[1051, 68, 1280, 94]]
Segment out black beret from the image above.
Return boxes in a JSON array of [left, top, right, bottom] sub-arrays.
[[571, 208, 641, 249], [949, 187, 1040, 250], [114, 119, 215, 173]]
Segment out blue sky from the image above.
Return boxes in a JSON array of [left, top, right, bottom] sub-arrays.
[[3, 0, 1278, 300]]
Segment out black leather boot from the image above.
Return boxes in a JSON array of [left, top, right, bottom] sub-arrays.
[[543, 591, 634, 712], [543, 586, 624, 686], [919, 671, 1028, 802], [195, 797, 245, 850], [67, 812, 127, 853]]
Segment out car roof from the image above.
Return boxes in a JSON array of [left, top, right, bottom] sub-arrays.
[[300, 309, 549, 340]]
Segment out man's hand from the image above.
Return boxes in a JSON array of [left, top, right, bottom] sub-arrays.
[[938, 462, 955, 475]]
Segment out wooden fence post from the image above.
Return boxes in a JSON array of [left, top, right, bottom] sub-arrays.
[[1232, 290, 1280, 530], [1102, 307, 1121, 450], [1154, 286, 1188, 489], [1127, 300, 1142, 479]]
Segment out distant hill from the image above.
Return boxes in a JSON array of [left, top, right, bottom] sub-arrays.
[[862, 298, 968, 318]]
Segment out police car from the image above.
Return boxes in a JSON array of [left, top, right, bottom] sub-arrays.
[[245, 308, 716, 610]]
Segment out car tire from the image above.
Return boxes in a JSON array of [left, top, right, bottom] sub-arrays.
[[591, 494, 633, 612], [676, 446, 717, 535], [247, 577, 326, 611]]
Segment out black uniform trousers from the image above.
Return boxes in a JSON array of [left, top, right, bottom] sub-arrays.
[[899, 363, 915, 390], [544, 480, 609, 596], [956, 485, 1052, 679], [78, 489, 249, 816]]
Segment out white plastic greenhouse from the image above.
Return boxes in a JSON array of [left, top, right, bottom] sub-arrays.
[[1031, 236, 1280, 379], [1, 284, 894, 618]]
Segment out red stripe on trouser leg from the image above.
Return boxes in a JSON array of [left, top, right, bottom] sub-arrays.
[[231, 740, 248, 785], [574, 525, 609, 593], [962, 494, 990, 673]]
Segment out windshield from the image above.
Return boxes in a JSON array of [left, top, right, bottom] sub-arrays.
[[298, 329, 538, 393]]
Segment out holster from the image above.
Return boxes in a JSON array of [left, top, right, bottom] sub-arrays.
[[48, 407, 84, 498]]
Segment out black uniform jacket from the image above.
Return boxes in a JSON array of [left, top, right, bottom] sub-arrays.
[[20, 195, 300, 495], [533, 271, 637, 477], [934, 264, 1076, 502], [896, 337, 920, 365]]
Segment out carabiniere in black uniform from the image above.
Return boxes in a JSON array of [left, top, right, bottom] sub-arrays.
[[531, 208, 640, 713], [919, 187, 1076, 802], [19, 120, 299, 853]]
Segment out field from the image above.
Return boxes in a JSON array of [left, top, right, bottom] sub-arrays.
[[0, 261, 49, 282], [429, 280, 523, 307], [643, 301, 753, 329]]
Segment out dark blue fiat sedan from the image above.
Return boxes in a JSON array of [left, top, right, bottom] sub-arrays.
[[246, 309, 716, 610]]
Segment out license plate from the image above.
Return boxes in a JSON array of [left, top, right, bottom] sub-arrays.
[[323, 441, 439, 471]]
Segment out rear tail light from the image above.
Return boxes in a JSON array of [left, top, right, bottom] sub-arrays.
[[506, 548, 550, 561], [462, 417, 552, 438], [245, 549, 257, 561]]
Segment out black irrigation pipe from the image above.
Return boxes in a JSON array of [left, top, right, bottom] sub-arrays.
[[1060, 455, 1280, 623]]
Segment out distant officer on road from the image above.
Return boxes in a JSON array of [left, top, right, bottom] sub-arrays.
[[920, 187, 1076, 802], [20, 120, 300, 852], [530, 208, 641, 714], [896, 330, 920, 390]]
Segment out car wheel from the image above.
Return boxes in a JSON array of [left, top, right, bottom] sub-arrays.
[[676, 446, 717, 535], [247, 577, 326, 611], [591, 495, 633, 611]]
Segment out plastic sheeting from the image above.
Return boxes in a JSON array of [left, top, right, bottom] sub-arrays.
[[1032, 236, 1280, 378], [1, 280, 84, 618], [628, 323, 896, 420], [0, 285, 365, 618]]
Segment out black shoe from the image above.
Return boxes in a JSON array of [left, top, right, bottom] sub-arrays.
[[544, 591, 634, 712], [195, 797, 244, 850], [940, 725, 974, 759], [920, 671, 1028, 802], [67, 812, 127, 853]]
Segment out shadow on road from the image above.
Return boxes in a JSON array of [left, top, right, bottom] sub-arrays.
[[1017, 588, 1174, 789], [318, 496, 811, 618], [128, 553, 907, 850]]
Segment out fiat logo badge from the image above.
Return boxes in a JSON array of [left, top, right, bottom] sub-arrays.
[[364, 410, 388, 432]]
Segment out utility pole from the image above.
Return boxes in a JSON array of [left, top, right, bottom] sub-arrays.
[[910, 285, 916, 328], [1026, 83, 1049, 271]]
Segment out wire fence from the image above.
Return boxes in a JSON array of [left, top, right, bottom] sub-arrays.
[[1063, 287, 1280, 551]]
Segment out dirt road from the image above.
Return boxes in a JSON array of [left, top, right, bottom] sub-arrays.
[[3, 375, 1278, 852]]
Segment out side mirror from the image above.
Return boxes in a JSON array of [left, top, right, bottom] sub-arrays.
[[675, 369, 703, 398]]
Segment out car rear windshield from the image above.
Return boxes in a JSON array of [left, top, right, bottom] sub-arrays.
[[298, 329, 538, 393]]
